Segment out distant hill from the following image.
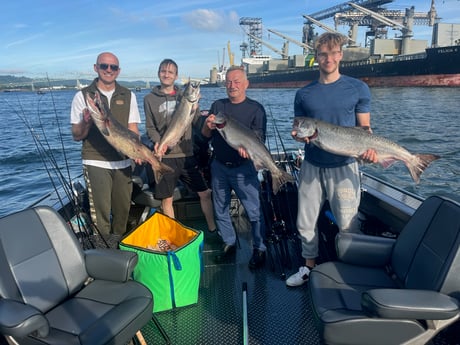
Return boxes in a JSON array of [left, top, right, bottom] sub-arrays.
[[0, 75, 32, 85], [0, 75, 156, 91]]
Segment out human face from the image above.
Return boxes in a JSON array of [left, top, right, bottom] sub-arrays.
[[316, 45, 342, 76], [158, 63, 178, 87], [94, 53, 120, 85], [225, 69, 248, 103]]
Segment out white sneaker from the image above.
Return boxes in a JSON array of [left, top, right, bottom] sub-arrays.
[[286, 266, 310, 287]]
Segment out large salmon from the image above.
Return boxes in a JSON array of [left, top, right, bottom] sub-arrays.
[[85, 91, 174, 183], [292, 117, 440, 184], [212, 112, 295, 194], [156, 81, 201, 157]]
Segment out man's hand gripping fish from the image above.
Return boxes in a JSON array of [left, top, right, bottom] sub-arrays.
[[85, 91, 174, 183]]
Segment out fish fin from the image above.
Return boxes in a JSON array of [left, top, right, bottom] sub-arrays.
[[379, 158, 398, 169], [153, 170, 163, 185], [407, 153, 441, 184], [153, 162, 175, 184], [254, 163, 264, 171], [82, 108, 91, 123], [272, 170, 296, 195], [101, 127, 109, 136]]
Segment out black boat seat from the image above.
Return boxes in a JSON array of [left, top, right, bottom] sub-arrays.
[[0, 206, 153, 345], [309, 195, 460, 345], [131, 175, 191, 209]]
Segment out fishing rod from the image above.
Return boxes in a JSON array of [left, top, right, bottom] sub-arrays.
[[34, 93, 98, 247], [43, 75, 73, 186], [35, 94, 75, 204], [5, 96, 101, 249], [267, 106, 303, 180], [36, 76, 78, 207], [37, 89, 109, 249], [267, 106, 289, 160], [266, 106, 302, 273], [7, 97, 69, 211]]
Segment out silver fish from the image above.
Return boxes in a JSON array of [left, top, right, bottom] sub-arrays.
[[292, 117, 440, 184], [85, 91, 174, 183], [213, 112, 295, 194], [157, 81, 201, 157]]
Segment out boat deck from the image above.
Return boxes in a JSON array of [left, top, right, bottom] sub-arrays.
[[6, 175, 458, 345], [131, 197, 459, 345], [138, 203, 320, 345]]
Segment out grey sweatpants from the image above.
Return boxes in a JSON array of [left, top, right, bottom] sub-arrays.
[[296, 160, 361, 260]]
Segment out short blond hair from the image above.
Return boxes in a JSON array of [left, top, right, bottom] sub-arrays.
[[314, 32, 347, 52]]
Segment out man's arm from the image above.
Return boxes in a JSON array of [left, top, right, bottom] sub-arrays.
[[71, 119, 91, 141], [128, 123, 139, 135], [144, 97, 162, 143], [356, 112, 378, 163], [356, 112, 372, 133], [70, 92, 92, 141]]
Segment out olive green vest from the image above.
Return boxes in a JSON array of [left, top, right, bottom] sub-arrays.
[[81, 80, 132, 162]]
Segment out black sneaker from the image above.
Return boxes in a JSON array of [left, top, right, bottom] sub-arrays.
[[248, 249, 266, 269], [207, 229, 222, 244], [214, 244, 236, 263]]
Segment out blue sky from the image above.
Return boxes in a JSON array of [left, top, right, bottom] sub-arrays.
[[1, 0, 459, 82]]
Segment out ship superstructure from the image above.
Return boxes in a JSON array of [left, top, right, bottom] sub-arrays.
[[240, 0, 460, 87]]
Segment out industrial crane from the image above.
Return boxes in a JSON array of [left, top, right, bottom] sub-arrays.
[[244, 31, 289, 59], [227, 41, 235, 66], [303, 0, 437, 49], [267, 28, 313, 55], [302, 14, 356, 45]]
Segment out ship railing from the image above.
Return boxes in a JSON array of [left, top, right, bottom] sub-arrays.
[[340, 50, 427, 69], [393, 52, 426, 61]]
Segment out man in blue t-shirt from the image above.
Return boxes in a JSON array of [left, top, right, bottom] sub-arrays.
[[286, 32, 378, 287]]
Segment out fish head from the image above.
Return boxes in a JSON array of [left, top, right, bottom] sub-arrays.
[[212, 112, 227, 129], [183, 80, 201, 103], [85, 91, 106, 122], [293, 117, 317, 140]]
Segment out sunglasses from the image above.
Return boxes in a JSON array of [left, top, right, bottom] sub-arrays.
[[98, 63, 119, 71]]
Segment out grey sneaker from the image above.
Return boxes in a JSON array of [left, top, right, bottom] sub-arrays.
[[286, 266, 310, 287]]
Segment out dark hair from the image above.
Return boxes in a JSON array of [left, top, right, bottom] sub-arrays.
[[158, 59, 178, 74]]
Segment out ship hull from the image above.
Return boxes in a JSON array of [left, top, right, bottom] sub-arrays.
[[248, 46, 460, 88]]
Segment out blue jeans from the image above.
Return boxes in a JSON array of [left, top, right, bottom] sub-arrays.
[[211, 159, 266, 251]]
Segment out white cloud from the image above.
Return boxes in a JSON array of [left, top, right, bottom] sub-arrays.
[[183, 9, 239, 32]]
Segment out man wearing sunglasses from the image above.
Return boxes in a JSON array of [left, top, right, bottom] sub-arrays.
[[70, 52, 141, 243]]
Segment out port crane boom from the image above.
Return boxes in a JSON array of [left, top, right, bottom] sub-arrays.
[[267, 28, 313, 53], [245, 31, 289, 59], [303, 14, 356, 45], [347, 2, 405, 29], [302, 14, 338, 34], [227, 41, 235, 66]]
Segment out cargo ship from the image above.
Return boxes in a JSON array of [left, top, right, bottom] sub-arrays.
[[241, 0, 460, 88], [247, 44, 460, 88]]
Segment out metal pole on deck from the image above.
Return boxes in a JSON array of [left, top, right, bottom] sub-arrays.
[[242, 282, 249, 345]]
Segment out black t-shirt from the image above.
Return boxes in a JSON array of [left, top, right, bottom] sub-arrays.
[[209, 97, 267, 164]]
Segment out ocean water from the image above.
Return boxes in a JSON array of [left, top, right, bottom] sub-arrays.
[[0, 86, 459, 218]]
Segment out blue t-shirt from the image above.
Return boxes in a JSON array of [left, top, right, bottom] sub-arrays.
[[294, 75, 371, 168]]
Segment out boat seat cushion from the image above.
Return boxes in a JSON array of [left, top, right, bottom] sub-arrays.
[[309, 195, 460, 345], [0, 206, 153, 345]]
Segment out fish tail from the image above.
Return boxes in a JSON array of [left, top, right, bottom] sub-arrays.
[[407, 153, 441, 184], [152, 162, 174, 184], [271, 169, 296, 195], [153, 169, 163, 185]]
